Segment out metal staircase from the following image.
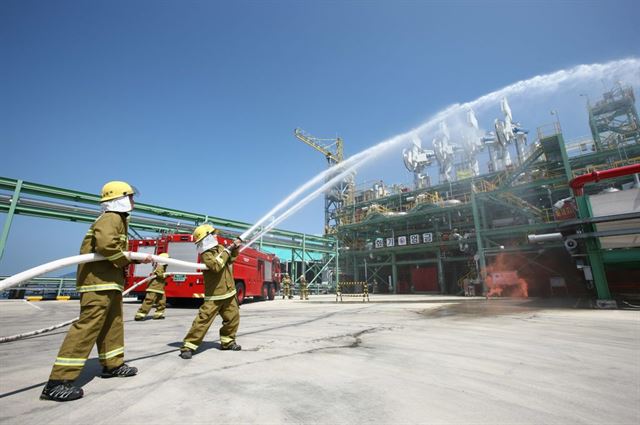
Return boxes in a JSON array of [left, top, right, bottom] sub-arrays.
[[498, 143, 545, 188]]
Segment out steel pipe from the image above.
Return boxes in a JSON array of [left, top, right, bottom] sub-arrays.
[[569, 163, 640, 196], [527, 233, 563, 243]]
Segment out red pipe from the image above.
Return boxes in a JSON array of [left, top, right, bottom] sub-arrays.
[[569, 163, 640, 196]]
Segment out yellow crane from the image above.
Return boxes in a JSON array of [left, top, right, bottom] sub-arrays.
[[294, 128, 344, 165], [294, 128, 353, 234]]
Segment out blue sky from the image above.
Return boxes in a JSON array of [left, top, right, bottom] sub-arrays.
[[1, 0, 639, 275]]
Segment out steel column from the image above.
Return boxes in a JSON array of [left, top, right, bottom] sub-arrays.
[[391, 252, 398, 294], [0, 179, 23, 261], [575, 195, 611, 300], [471, 185, 487, 294]]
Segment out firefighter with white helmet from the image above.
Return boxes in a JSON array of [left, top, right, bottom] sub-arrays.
[[282, 273, 292, 299], [179, 224, 243, 359], [135, 253, 170, 321], [299, 274, 309, 300], [41, 181, 152, 402]]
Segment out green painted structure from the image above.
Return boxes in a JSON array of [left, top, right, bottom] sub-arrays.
[[332, 89, 640, 300], [0, 177, 337, 285]]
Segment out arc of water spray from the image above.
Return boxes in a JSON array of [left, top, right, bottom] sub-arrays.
[[241, 58, 640, 246], [1, 59, 637, 291], [241, 151, 381, 250]]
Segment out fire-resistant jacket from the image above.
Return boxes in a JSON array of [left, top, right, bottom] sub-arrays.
[[76, 212, 131, 293], [146, 265, 167, 294], [200, 244, 238, 301]]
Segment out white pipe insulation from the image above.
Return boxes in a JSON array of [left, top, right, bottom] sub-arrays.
[[527, 233, 564, 243], [0, 252, 207, 292]]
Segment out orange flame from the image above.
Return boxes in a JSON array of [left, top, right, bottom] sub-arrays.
[[485, 253, 529, 298]]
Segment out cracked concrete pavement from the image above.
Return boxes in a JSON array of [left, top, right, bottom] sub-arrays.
[[1, 295, 639, 424]]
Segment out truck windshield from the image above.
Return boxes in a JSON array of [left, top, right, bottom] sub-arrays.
[[166, 242, 198, 273], [133, 245, 155, 277]]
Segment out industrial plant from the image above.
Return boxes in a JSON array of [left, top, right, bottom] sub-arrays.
[[303, 83, 640, 306], [2, 84, 639, 307]]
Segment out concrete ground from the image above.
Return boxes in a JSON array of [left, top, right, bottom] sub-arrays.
[[0, 295, 639, 425]]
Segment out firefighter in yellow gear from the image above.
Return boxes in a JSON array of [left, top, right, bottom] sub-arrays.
[[299, 275, 309, 300], [179, 224, 242, 359], [281, 273, 292, 299], [41, 181, 152, 402], [135, 253, 169, 321]]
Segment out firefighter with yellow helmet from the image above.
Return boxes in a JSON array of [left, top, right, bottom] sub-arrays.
[[135, 253, 170, 321], [41, 181, 152, 402], [179, 224, 243, 359]]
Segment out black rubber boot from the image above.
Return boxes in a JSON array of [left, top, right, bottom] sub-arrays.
[[40, 380, 83, 402], [220, 342, 242, 351], [101, 363, 138, 378], [179, 349, 193, 359]]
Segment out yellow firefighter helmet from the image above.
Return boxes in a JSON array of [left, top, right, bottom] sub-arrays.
[[158, 253, 170, 258], [101, 181, 136, 202], [193, 224, 217, 244]]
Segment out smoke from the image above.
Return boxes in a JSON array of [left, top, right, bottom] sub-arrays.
[[485, 253, 529, 298]]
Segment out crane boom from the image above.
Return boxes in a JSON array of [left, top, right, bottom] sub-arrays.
[[294, 128, 343, 164], [293, 128, 351, 234]]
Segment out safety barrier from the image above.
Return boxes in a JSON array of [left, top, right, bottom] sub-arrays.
[[0, 276, 78, 300], [335, 281, 369, 303]]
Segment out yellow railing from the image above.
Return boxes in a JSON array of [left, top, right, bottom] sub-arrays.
[[475, 179, 497, 192], [572, 156, 640, 178]]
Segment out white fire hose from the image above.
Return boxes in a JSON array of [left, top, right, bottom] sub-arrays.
[[0, 253, 206, 343], [0, 252, 206, 292]]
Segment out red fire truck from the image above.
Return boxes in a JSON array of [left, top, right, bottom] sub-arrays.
[[126, 234, 281, 304]]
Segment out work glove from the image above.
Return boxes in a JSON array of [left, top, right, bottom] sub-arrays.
[[230, 238, 243, 251]]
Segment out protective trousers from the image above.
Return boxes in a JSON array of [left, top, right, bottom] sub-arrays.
[[49, 290, 124, 381], [300, 285, 309, 300], [136, 292, 166, 319], [282, 284, 290, 299], [181, 296, 239, 352]]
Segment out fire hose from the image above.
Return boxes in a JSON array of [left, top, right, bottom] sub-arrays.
[[0, 253, 207, 343], [0, 252, 206, 292]]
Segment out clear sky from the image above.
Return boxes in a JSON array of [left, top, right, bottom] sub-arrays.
[[1, 0, 639, 275]]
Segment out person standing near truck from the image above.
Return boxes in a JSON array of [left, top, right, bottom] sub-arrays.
[[40, 181, 152, 402], [179, 224, 243, 359], [135, 253, 170, 321], [299, 275, 309, 300], [282, 273, 292, 299]]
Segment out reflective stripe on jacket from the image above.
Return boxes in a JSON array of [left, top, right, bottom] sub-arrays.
[[146, 265, 167, 294], [76, 212, 130, 292]]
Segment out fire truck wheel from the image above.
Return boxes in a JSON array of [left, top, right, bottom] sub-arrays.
[[261, 284, 269, 300], [268, 284, 276, 301], [235, 282, 246, 305]]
